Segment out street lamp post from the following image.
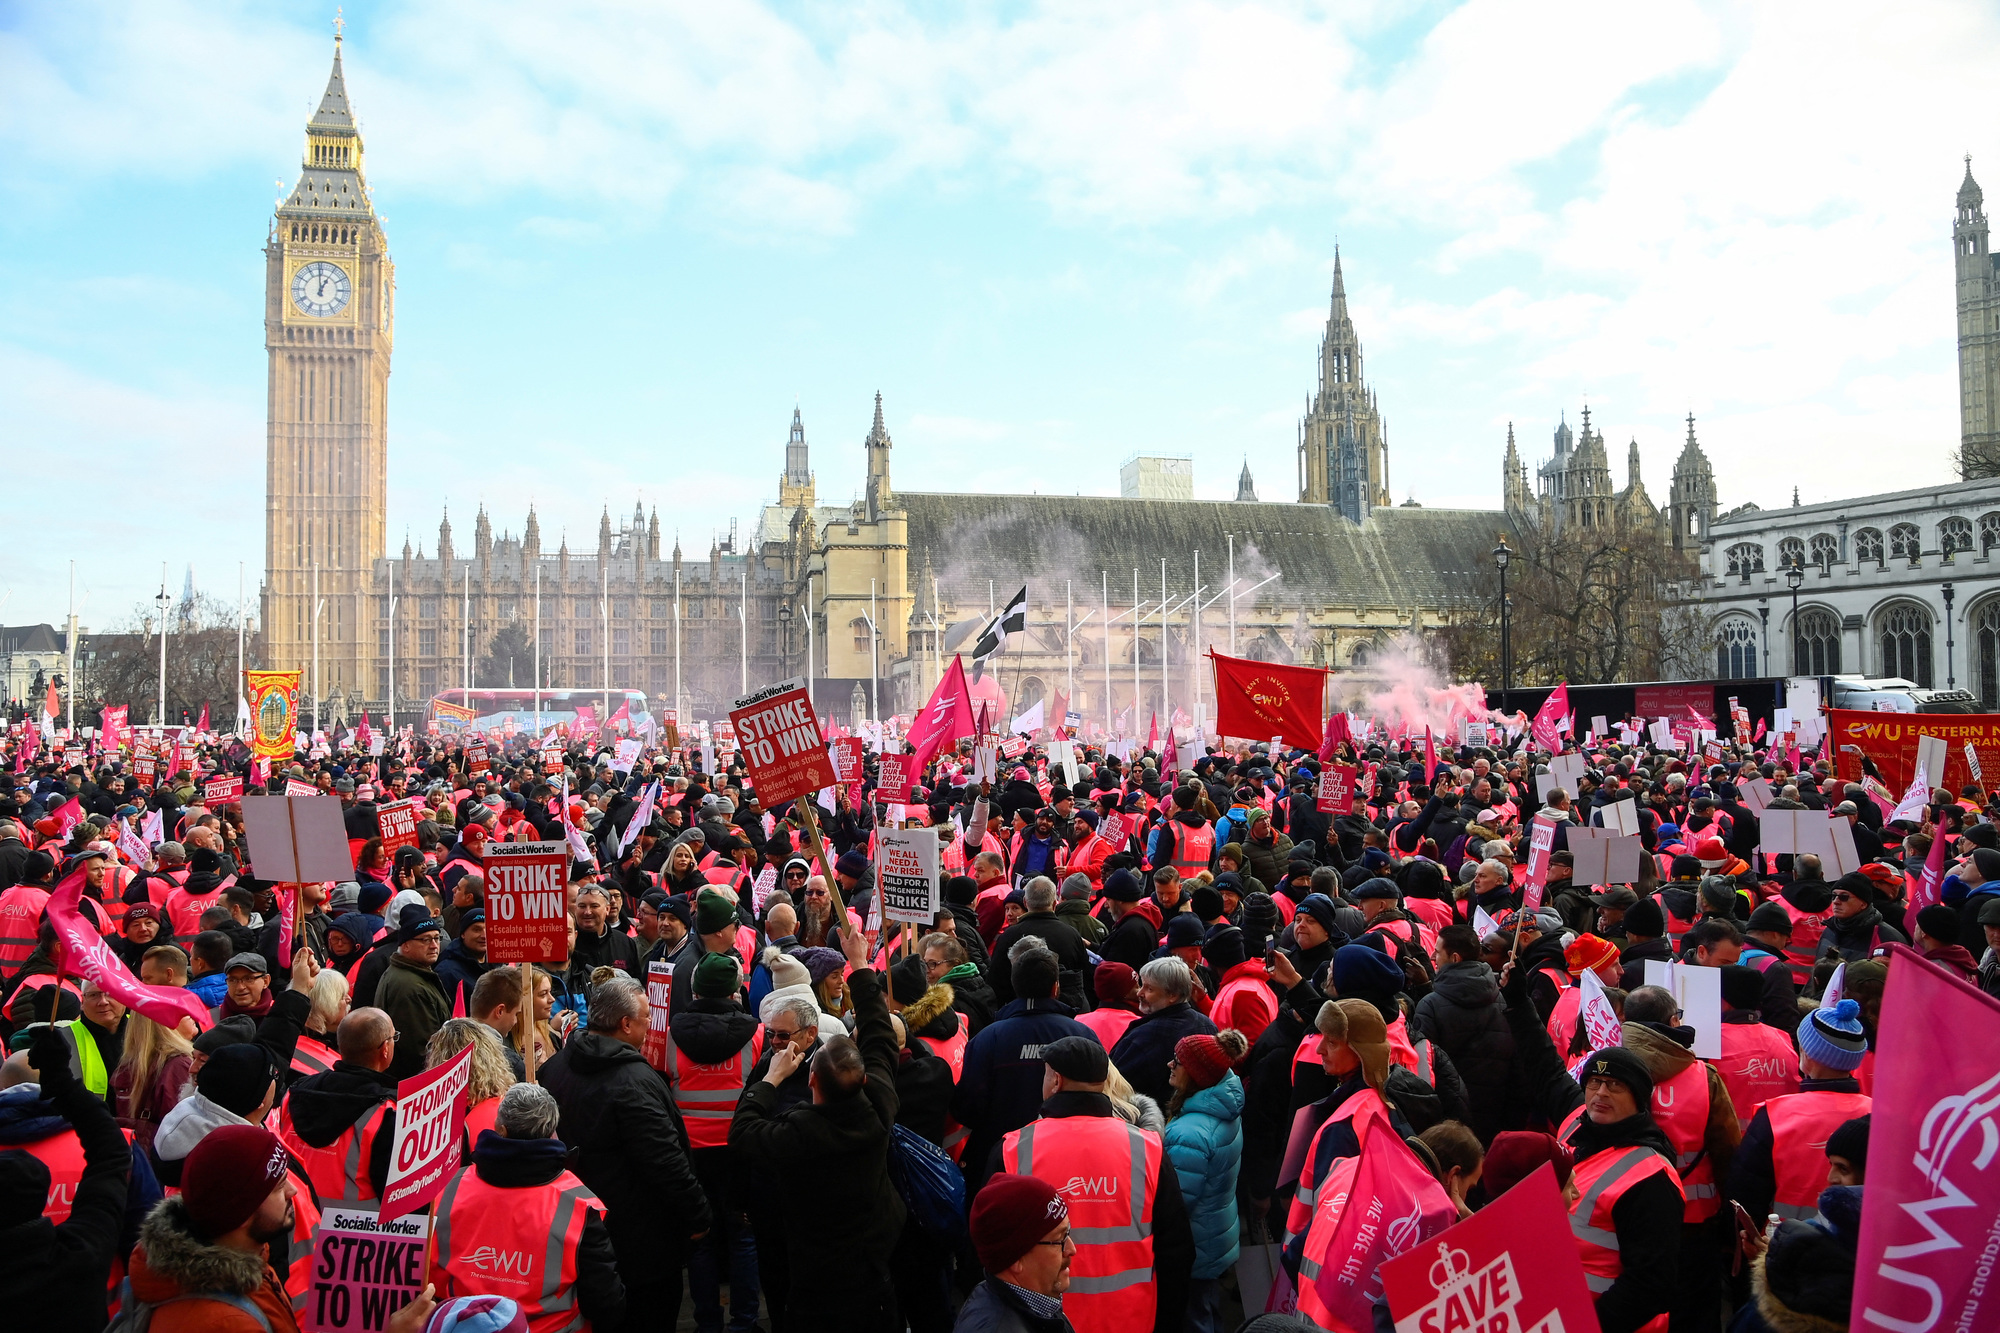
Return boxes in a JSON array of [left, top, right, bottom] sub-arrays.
[[1943, 581, 1957, 689], [1491, 541, 1512, 708], [1785, 565, 1804, 674], [778, 603, 792, 676], [1757, 596, 1769, 677]]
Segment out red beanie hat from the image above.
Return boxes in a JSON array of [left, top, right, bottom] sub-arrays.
[[1093, 961, 1138, 1005], [1563, 934, 1620, 977], [970, 1174, 1067, 1274], [1175, 1034, 1234, 1090], [1480, 1131, 1575, 1202], [181, 1124, 289, 1240]]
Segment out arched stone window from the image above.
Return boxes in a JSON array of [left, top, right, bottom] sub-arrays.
[[1793, 607, 1841, 676], [1777, 536, 1806, 570], [1808, 533, 1839, 573], [1725, 543, 1764, 579], [1939, 516, 1973, 556], [1888, 524, 1922, 563], [1716, 616, 1759, 680], [1878, 603, 1933, 687], [1980, 512, 2000, 553], [1975, 597, 2000, 710], [1854, 528, 1883, 567]]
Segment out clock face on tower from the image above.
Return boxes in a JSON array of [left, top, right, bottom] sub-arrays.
[[291, 260, 352, 318]]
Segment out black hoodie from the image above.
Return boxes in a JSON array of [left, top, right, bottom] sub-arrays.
[[465, 1130, 627, 1329], [282, 1059, 399, 1198]]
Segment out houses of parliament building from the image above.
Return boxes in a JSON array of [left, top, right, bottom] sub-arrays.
[[260, 39, 1998, 730]]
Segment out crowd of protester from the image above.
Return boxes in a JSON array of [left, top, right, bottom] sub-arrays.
[[0, 713, 1993, 1333]]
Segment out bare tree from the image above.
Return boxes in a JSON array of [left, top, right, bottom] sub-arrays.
[[76, 593, 260, 725]]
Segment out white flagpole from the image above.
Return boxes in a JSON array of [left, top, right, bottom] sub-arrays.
[[311, 562, 320, 737], [534, 562, 542, 736], [739, 567, 748, 697], [385, 559, 394, 733], [1065, 579, 1073, 725], [1192, 549, 1200, 735], [462, 565, 470, 710], [1161, 557, 1169, 728], [65, 561, 76, 734], [603, 558, 611, 720], [1228, 534, 1236, 655], [673, 567, 682, 726], [869, 577, 879, 728], [1103, 571, 1111, 735], [1132, 568, 1140, 736]]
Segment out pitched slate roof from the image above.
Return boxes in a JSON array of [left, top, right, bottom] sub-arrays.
[[898, 493, 1510, 615]]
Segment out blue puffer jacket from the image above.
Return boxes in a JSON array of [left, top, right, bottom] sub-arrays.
[[1162, 1071, 1245, 1279]]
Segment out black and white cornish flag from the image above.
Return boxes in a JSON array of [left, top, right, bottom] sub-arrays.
[[970, 586, 1027, 666]]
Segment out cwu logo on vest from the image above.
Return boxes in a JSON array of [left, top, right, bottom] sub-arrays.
[[464, 1245, 534, 1277], [1061, 1175, 1121, 1199]]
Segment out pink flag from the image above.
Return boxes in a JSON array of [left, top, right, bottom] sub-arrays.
[[274, 884, 296, 968], [48, 862, 211, 1032], [1753, 717, 1767, 742], [196, 702, 210, 733], [51, 798, 85, 842], [1531, 683, 1570, 753], [905, 656, 978, 770], [1423, 727, 1438, 786], [1850, 947, 2000, 1333], [1300, 1128, 1458, 1330], [1146, 712, 1159, 753], [1904, 816, 1952, 937], [451, 976, 468, 1018]]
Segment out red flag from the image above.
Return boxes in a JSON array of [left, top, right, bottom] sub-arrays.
[[1423, 727, 1437, 786], [43, 683, 59, 719], [904, 655, 978, 770], [48, 861, 211, 1032], [1209, 650, 1328, 750], [1530, 683, 1569, 753], [1753, 717, 1767, 742], [451, 976, 468, 1018], [1318, 711, 1350, 762], [196, 702, 210, 733], [1851, 947, 2000, 1333], [1146, 712, 1159, 753]]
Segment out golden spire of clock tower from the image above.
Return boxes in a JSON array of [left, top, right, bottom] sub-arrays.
[[282, 28, 371, 216]]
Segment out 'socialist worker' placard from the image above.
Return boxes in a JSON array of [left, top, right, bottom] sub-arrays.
[[874, 826, 941, 926], [481, 840, 570, 964], [729, 677, 837, 806]]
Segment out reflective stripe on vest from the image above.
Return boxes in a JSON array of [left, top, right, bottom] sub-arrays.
[[1650, 1062, 1718, 1222], [1002, 1117, 1160, 1324], [1766, 1091, 1873, 1220], [435, 1166, 600, 1333], [290, 1040, 337, 1080], [1569, 1146, 1682, 1294], [1170, 823, 1215, 879], [280, 1099, 390, 1203], [1296, 1154, 1361, 1283], [1385, 1016, 1434, 1087], [663, 1033, 762, 1149]]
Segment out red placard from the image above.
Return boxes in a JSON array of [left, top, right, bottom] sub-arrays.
[[828, 737, 865, 784], [481, 841, 570, 964], [285, 777, 319, 797], [377, 798, 421, 857], [1380, 1163, 1599, 1333], [1315, 763, 1356, 815], [465, 740, 490, 775], [641, 961, 675, 1072], [1829, 708, 2000, 797], [133, 755, 158, 788], [203, 774, 244, 805], [874, 753, 914, 804], [729, 679, 837, 806], [378, 1043, 472, 1222]]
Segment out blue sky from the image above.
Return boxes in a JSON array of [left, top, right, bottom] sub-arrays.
[[4, 0, 1995, 630]]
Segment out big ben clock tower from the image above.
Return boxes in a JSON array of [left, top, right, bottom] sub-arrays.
[[263, 26, 392, 709]]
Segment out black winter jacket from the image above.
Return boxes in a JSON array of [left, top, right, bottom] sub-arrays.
[[540, 1029, 713, 1275], [1109, 1000, 1218, 1106], [1410, 961, 1519, 1142], [731, 968, 905, 1300], [281, 1058, 399, 1197], [989, 911, 1091, 1010]]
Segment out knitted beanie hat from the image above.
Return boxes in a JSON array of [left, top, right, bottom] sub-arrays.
[[1798, 998, 1869, 1072]]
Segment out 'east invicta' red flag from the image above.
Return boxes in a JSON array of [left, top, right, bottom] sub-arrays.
[[1209, 651, 1328, 751], [1850, 946, 2000, 1333]]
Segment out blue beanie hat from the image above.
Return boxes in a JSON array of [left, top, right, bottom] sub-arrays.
[[1332, 940, 1405, 1000], [1797, 998, 1868, 1072]]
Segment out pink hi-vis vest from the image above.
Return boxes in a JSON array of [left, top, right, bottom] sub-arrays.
[[1649, 1062, 1719, 1223], [662, 1031, 764, 1150], [1714, 1021, 1801, 1124], [1764, 1091, 1873, 1220], [279, 1098, 389, 1204], [1002, 1116, 1162, 1333], [432, 1166, 604, 1333], [1568, 1144, 1682, 1333]]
